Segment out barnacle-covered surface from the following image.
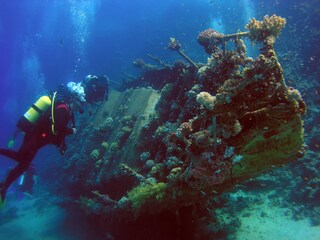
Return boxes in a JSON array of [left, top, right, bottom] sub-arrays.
[[63, 15, 306, 238]]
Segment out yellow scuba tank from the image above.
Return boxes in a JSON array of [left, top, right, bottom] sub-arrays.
[[17, 96, 52, 132]]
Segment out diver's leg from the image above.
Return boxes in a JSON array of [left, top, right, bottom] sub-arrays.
[[0, 151, 36, 201], [0, 149, 22, 162], [0, 132, 43, 204], [2, 161, 31, 191], [0, 133, 36, 162]]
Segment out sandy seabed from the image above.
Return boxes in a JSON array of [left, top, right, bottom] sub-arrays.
[[1, 189, 319, 240], [234, 201, 320, 240], [0, 191, 84, 240]]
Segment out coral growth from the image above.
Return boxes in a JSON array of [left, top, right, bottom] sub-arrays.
[[246, 14, 286, 43], [127, 182, 167, 215], [196, 92, 216, 111], [61, 14, 306, 238], [197, 29, 224, 54]]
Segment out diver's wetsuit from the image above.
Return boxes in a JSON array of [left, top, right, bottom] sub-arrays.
[[83, 75, 109, 103], [0, 103, 74, 199]]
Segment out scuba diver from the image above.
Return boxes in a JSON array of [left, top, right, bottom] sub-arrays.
[[0, 84, 85, 207], [81, 74, 110, 115], [82, 74, 110, 103]]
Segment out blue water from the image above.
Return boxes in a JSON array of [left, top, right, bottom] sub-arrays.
[[1, 0, 318, 139], [0, 0, 210, 143], [0, 0, 319, 239]]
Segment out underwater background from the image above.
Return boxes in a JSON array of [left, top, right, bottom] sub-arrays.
[[0, 0, 319, 239]]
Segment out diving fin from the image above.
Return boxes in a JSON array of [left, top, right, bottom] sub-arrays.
[[0, 193, 6, 209], [0, 185, 6, 209], [0, 199, 5, 209]]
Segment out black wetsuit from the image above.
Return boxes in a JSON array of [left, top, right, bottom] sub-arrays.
[[0, 102, 74, 199], [83, 75, 109, 103]]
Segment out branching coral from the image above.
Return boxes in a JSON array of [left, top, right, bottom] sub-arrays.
[[246, 14, 286, 43]]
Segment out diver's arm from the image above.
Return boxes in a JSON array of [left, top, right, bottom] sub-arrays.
[[55, 105, 74, 135]]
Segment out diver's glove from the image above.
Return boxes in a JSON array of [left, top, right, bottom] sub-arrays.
[[7, 138, 15, 148]]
